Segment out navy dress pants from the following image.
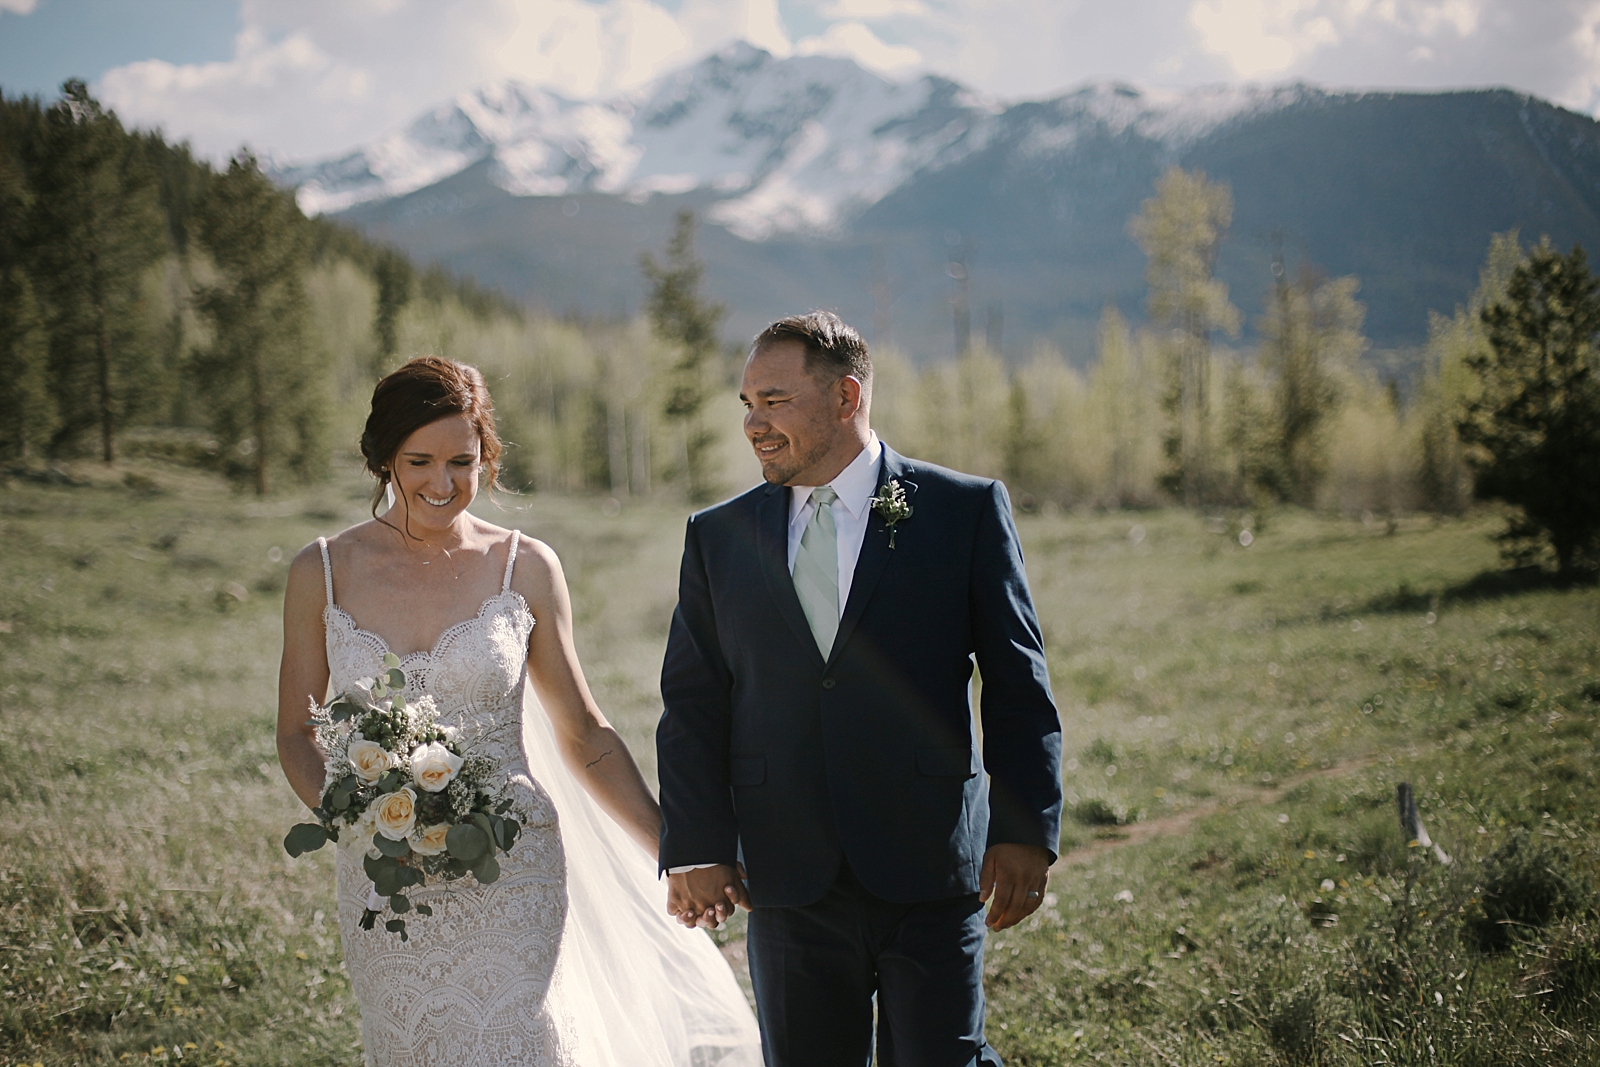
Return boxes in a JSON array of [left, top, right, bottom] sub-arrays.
[[746, 861, 1004, 1067]]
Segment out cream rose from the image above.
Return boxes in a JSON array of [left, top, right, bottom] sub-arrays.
[[411, 822, 451, 856], [410, 742, 465, 793], [348, 738, 396, 783], [372, 788, 417, 841]]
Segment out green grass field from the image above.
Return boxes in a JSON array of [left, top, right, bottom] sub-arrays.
[[2, 459, 1595, 1066]]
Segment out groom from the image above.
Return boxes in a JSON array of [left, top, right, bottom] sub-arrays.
[[657, 311, 1063, 1066]]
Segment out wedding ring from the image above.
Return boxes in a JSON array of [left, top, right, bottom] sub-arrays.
[[1026, 890, 1040, 899]]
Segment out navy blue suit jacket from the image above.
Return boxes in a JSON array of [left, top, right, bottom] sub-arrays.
[[656, 445, 1063, 908]]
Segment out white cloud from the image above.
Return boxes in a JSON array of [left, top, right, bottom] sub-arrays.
[[678, 0, 793, 57], [796, 20, 922, 74], [493, 0, 695, 98], [1189, 0, 1339, 78], [0, 0, 38, 14], [819, 0, 929, 17]]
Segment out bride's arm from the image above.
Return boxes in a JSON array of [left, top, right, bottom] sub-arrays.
[[277, 546, 332, 809], [518, 535, 663, 861]]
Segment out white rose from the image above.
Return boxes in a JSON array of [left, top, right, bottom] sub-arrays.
[[372, 788, 418, 841], [348, 738, 396, 783], [410, 742, 465, 793], [411, 822, 451, 856]]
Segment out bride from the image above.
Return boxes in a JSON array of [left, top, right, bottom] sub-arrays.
[[275, 356, 760, 1066]]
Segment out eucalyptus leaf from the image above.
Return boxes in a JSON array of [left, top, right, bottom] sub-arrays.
[[378, 769, 403, 794], [415, 903, 433, 917], [383, 652, 401, 670], [446, 823, 489, 863], [395, 865, 423, 888], [373, 833, 411, 858], [363, 852, 399, 882], [386, 667, 405, 690], [472, 852, 501, 884], [389, 893, 411, 914], [470, 812, 494, 837], [385, 918, 409, 941], [372, 867, 405, 896], [501, 819, 520, 847], [283, 823, 328, 858], [331, 791, 351, 812]]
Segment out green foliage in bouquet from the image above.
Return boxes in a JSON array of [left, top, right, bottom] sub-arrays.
[[283, 652, 522, 939]]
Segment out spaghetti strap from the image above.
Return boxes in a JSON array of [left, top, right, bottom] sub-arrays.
[[502, 531, 519, 593], [316, 536, 334, 607]]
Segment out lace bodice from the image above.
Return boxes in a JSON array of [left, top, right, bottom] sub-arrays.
[[321, 532, 534, 757], [317, 533, 573, 1067]]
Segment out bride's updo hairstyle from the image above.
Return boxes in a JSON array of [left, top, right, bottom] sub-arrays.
[[360, 356, 504, 514]]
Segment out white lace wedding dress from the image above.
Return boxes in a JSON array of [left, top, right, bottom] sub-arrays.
[[316, 534, 761, 1067]]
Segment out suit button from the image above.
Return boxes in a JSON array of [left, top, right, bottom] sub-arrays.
[[821, 678, 836, 690]]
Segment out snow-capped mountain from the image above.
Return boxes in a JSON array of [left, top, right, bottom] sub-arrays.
[[281, 44, 1600, 358], [275, 42, 1306, 240]]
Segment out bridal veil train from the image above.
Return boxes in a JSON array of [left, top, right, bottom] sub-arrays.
[[519, 677, 762, 1066]]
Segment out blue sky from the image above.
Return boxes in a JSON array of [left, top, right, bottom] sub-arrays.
[[0, 0, 239, 97], [4, 0, 1598, 163]]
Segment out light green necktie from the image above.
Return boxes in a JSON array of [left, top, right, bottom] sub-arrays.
[[793, 486, 839, 656]]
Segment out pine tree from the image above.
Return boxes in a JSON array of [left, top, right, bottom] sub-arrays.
[[1128, 168, 1241, 506], [28, 81, 165, 462], [372, 247, 413, 373], [0, 267, 54, 459], [1459, 240, 1600, 573], [192, 152, 325, 495], [641, 210, 726, 504]]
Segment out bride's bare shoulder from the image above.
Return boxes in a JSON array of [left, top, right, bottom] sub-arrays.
[[502, 529, 564, 604], [287, 521, 391, 586]]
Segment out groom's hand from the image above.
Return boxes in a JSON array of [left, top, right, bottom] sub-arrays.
[[979, 843, 1051, 931], [667, 864, 750, 929]]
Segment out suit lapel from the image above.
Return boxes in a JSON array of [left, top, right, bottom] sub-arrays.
[[757, 482, 827, 671], [828, 446, 916, 669]]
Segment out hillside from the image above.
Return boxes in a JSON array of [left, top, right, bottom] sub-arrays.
[[280, 44, 1600, 362]]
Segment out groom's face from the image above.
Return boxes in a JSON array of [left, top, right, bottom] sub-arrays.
[[741, 340, 856, 486]]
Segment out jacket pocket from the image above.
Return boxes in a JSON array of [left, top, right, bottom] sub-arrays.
[[916, 746, 978, 779], [729, 755, 766, 786]]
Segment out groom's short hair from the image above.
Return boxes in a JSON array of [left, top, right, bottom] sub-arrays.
[[753, 311, 872, 391]]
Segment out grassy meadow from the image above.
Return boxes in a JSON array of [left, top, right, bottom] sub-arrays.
[[1, 457, 1595, 1066]]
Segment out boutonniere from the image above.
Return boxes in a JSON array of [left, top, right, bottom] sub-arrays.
[[869, 478, 914, 548]]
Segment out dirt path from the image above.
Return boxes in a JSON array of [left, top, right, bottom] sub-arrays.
[[1050, 755, 1378, 872]]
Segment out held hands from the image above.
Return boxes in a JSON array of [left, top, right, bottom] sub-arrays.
[[666, 864, 750, 929], [979, 843, 1052, 931]]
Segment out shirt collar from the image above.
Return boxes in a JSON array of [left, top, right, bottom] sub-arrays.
[[788, 433, 882, 524]]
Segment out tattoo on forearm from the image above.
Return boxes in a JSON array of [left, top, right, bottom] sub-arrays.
[[585, 749, 613, 769]]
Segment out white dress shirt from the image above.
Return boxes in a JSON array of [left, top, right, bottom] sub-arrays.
[[667, 434, 883, 876]]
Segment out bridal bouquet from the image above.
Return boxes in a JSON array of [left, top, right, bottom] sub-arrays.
[[283, 653, 522, 939]]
